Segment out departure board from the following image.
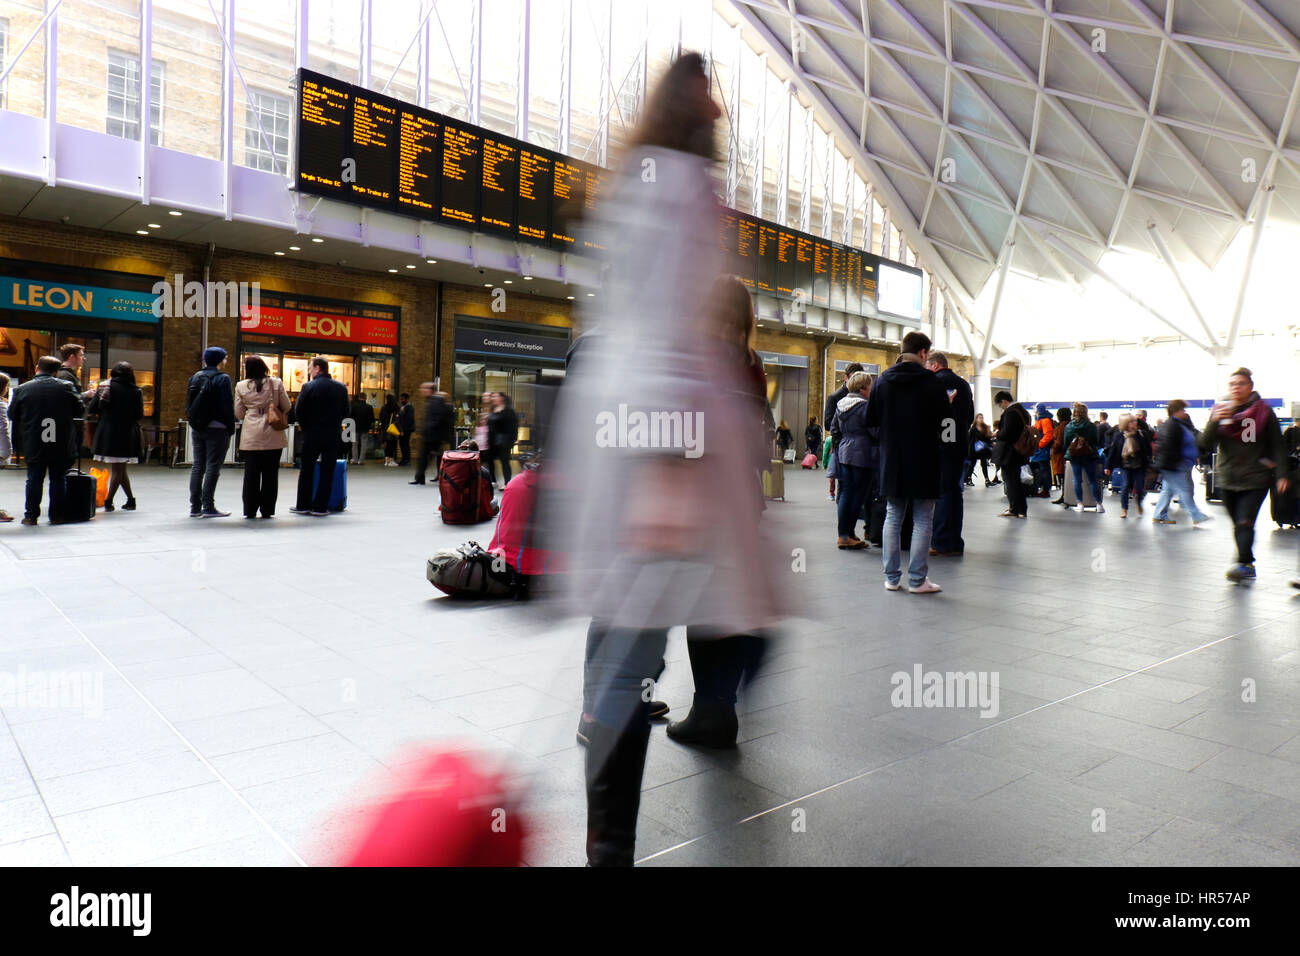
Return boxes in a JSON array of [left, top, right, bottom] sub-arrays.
[[350, 91, 398, 202], [517, 148, 552, 243], [396, 109, 439, 212], [297, 73, 352, 197], [479, 135, 518, 236], [440, 119, 482, 228], [295, 68, 910, 314], [551, 158, 586, 247], [812, 240, 832, 308]]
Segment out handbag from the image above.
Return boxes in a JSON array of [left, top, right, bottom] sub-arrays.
[[386, 421, 401, 439], [266, 380, 289, 432], [973, 439, 989, 455], [1069, 435, 1094, 458], [1013, 418, 1040, 458]]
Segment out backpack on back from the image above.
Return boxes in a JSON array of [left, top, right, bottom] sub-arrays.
[[439, 450, 497, 524], [187, 371, 220, 428]]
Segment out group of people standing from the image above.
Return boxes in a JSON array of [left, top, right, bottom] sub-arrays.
[[2, 344, 145, 524]]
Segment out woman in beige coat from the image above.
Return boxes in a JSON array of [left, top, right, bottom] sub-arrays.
[[235, 356, 292, 519]]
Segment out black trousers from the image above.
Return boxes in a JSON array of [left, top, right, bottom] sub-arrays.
[[932, 455, 966, 552], [1003, 452, 1027, 515], [25, 457, 71, 521], [1221, 487, 1269, 565], [684, 631, 766, 707], [297, 436, 341, 512], [413, 437, 444, 483], [398, 432, 411, 464], [242, 449, 281, 518]]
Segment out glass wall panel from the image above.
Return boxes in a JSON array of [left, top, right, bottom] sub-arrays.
[[307, 0, 360, 84], [370, 0, 419, 102], [568, 0, 607, 162], [479, 0, 521, 136], [426, 0, 470, 120], [57, 0, 141, 139], [233, 0, 295, 170], [151, 0, 224, 159], [0, 1, 46, 117]]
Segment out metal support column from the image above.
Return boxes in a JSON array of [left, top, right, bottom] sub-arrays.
[[776, 82, 792, 227], [469, 0, 482, 125], [724, 25, 740, 208], [798, 106, 812, 233], [360, 0, 372, 88], [1226, 183, 1274, 355], [1145, 221, 1218, 349], [139, 0, 153, 202], [515, 0, 529, 138], [751, 53, 766, 219], [418, 0, 431, 109], [44, 0, 58, 186], [221, 0, 234, 220], [978, 240, 1015, 369], [558, 0, 572, 155]]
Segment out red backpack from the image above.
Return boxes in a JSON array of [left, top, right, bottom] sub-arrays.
[[439, 450, 498, 524]]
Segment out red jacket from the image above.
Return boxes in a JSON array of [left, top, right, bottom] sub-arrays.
[[489, 466, 560, 575]]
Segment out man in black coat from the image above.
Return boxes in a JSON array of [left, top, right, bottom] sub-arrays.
[[292, 357, 350, 516], [925, 352, 974, 555], [864, 332, 949, 594], [411, 383, 454, 485], [397, 393, 416, 465], [992, 390, 1031, 518], [347, 395, 375, 464], [9, 355, 85, 525], [186, 346, 237, 517]]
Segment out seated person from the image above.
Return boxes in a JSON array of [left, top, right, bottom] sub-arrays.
[[488, 454, 560, 594]]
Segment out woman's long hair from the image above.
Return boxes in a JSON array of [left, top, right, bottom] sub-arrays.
[[382, 393, 398, 418], [244, 355, 269, 392], [109, 361, 135, 387], [626, 52, 717, 161]]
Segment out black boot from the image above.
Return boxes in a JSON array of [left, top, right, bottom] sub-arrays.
[[122, 497, 136, 511], [666, 694, 739, 748], [585, 717, 651, 867]]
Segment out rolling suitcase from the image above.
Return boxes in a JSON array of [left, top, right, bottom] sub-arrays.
[[1270, 486, 1300, 529], [59, 468, 98, 523], [761, 459, 784, 500], [311, 458, 348, 511], [1203, 451, 1222, 503], [801, 452, 818, 469]]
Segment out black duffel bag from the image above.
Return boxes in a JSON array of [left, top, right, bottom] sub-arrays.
[[426, 541, 519, 599]]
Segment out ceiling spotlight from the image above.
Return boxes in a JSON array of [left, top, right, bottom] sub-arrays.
[[388, 268, 398, 273], [586, 292, 595, 297], [484, 283, 493, 287], [274, 250, 285, 256], [288, 245, 301, 251], [147, 223, 161, 229], [503, 279, 512, 284], [135, 229, 149, 235], [522, 275, 533, 281], [168, 210, 182, 216], [311, 237, 324, 243], [566, 295, 575, 300], [405, 264, 416, 269], [426, 259, 437, 264]]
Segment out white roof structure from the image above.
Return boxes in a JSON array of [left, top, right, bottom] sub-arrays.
[[723, 0, 1300, 357]]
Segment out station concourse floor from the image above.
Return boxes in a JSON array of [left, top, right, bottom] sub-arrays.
[[1, 462, 1298, 867]]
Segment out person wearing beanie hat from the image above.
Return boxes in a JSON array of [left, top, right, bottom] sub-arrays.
[[186, 346, 236, 517]]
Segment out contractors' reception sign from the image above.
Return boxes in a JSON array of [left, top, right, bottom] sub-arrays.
[[240, 305, 399, 346], [3, 277, 159, 323]]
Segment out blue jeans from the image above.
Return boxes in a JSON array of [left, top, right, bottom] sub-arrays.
[[883, 497, 935, 587], [836, 462, 871, 538], [189, 425, 231, 512], [1120, 467, 1146, 511], [1029, 458, 1051, 495], [24, 457, 70, 521], [1154, 467, 1207, 522], [1071, 458, 1104, 506]]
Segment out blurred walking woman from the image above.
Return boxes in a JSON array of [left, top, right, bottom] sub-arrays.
[[0, 373, 13, 521], [235, 356, 291, 519], [89, 362, 144, 511], [379, 393, 400, 466], [549, 53, 782, 867]]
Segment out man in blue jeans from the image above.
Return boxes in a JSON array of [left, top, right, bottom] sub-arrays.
[[186, 347, 236, 518], [1152, 399, 1212, 525], [865, 331, 949, 594]]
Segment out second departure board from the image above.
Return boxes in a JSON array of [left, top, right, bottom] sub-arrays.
[[296, 67, 899, 317]]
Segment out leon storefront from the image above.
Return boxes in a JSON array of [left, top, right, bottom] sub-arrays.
[[1, 261, 161, 417], [237, 292, 399, 406]]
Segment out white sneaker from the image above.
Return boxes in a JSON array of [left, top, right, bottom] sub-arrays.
[[1074, 503, 1084, 513], [908, 579, 942, 594], [1095, 503, 1105, 514], [827, 494, 835, 502], [884, 580, 902, 591]]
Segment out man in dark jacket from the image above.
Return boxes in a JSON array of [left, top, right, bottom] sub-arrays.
[[186, 346, 237, 517], [830, 372, 876, 548], [864, 332, 948, 594], [9, 355, 85, 525], [925, 352, 974, 555], [823, 362, 863, 500], [1151, 399, 1210, 525], [412, 383, 454, 485], [992, 390, 1031, 518], [347, 395, 375, 464], [397, 393, 416, 465], [292, 357, 350, 516]]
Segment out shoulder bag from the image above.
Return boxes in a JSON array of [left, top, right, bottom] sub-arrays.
[[266, 379, 289, 431]]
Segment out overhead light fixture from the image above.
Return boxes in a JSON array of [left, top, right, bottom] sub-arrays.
[[274, 250, 285, 256], [566, 295, 575, 300], [168, 210, 182, 216], [135, 229, 149, 235], [388, 268, 398, 273], [586, 292, 595, 297], [523, 275, 533, 281], [288, 245, 301, 251], [311, 237, 324, 243], [405, 264, 416, 269], [503, 279, 512, 284], [146, 223, 161, 229], [426, 259, 437, 264]]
